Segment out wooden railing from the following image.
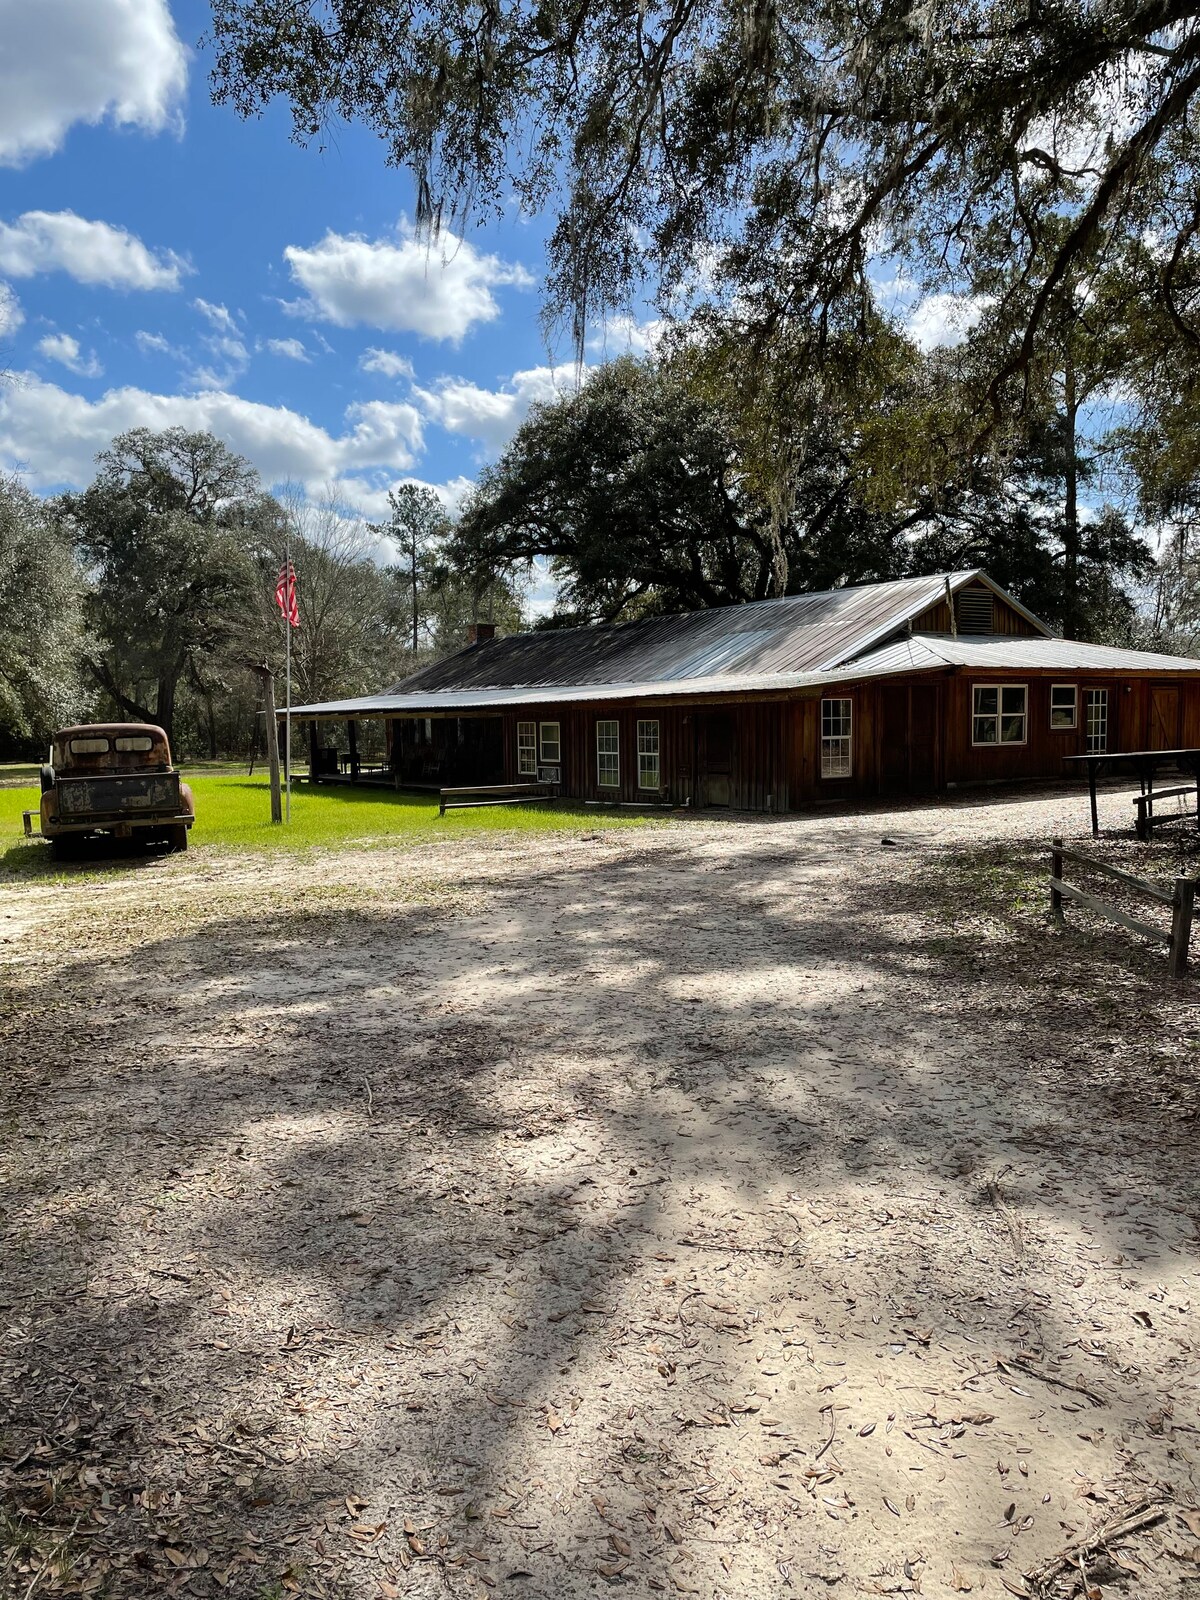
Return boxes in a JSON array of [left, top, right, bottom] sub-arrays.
[[1133, 785, 1199, 841], [1050, 837, 1196, 978], [439, 782, 549, 816]]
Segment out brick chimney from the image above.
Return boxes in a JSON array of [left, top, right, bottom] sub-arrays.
[[467, 622, 496, 646]]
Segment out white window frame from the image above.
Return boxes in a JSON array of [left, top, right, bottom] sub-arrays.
[[596, 719, 620, 787], [820, 697, 853, 779], [1049, 684, 1078, 730], [517, 720, 537, 776], [971, 683, 1028, 747], [637, 719, 661, 790], [1085, 688, 1109, 754], [539, 721, 561, 765]]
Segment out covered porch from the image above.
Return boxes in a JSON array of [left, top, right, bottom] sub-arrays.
[[298, 711, 505, 791]]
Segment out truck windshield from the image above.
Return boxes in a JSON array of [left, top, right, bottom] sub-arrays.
[[69, 737, 110, 755]]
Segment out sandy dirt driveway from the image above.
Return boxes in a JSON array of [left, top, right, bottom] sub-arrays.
[[2, 784, 1200, 1600]]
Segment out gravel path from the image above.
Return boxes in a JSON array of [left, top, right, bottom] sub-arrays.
[[2, 782, 1199, 1600]]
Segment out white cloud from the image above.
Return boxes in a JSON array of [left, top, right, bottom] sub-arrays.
[[586, 314, 666, 356], [906, 292, 993, 352], [0, 211, 186, 290], [193, 298, 239, 335], [0, 373, 425, 501], [415, 366, 582, 453], [0, 0, 187, 168], [135, 330, 175, 357], [283, 219, 533, 342], [360, 347, 415, 379], [264, 337, 311, 363], [0, 282, 23, 339], [37, 332, 101, 378]]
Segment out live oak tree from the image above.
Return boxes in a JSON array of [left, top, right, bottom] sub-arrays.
[[0, 475, 88, 755], [453, 354, 935, 622], [209, 0, 1200, 435], [58, 428, 279, 746]]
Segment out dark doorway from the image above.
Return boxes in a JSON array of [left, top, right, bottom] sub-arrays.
[[695, 711, 734, 807], [1150, 685, 1180, 750], [879, 683, 938, 793]]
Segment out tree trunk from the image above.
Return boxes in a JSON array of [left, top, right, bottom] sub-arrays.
[[410, 532, 419, 656], [1062, 349, 1080, 638]]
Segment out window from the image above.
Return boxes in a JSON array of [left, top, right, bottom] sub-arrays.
[[517, 721, 537, 776], [69, 737, 110, 755], [596, 720, 619, 787], [972, 684, 1027, 746], [820, 698, 853, 778], [1085, 688, 1108, 753], [539, 722, 561, 764], [1050, 685, 1077, 730], [114, 734, 154, 753], [637, 719, 661, 790]]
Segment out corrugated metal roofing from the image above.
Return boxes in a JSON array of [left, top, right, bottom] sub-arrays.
[[288, 651, 949, 719], [387, 570, 1000, 694], [899, 634, 1200, 673]]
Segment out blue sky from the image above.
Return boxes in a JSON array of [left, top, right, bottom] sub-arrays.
[[0, 0, 662, 548]]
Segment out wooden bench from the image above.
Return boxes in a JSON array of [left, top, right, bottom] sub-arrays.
[[439, 782, 549, 816], [1133, 785, 1200, 841]]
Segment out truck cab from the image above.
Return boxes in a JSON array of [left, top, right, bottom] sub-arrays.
[[27, 723, 195, 859]]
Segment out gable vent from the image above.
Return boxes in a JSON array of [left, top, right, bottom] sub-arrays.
[[955, 587, 994, 634]]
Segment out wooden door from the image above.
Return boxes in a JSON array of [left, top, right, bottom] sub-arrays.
[[695, 711, 733, 807], [879, 685, 908, 790], [909, 683, 938, 791], [1150, 685, 1180, 750]]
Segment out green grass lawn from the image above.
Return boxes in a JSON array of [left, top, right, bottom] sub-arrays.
[[0, 773, 649, 876]]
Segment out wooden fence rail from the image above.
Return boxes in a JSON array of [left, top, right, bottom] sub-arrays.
[[1133, 784, 1200, 842], [1050, 837, 1196, 978], [439, 782, 549, 816]]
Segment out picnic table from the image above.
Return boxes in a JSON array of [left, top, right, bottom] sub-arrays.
[[1064, 749, 1200, 837]]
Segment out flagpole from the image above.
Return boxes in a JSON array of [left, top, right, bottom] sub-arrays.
[[284, 528, 292, 825]]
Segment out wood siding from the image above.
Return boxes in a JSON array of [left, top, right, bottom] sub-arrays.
[[366, 666, 1200, 813], [911, 584, 1042, 636]]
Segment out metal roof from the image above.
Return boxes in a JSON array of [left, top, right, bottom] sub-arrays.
[[287, 572, 1200, 721], [287, 651, 950, 719], [893, 634, 1200, 673], [385, 569, 1020, 695]]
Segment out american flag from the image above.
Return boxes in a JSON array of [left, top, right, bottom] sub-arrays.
[[275, 562, 299, 628]]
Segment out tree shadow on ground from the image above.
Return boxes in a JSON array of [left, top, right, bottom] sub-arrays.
[[2, 823, 1197, 1597]]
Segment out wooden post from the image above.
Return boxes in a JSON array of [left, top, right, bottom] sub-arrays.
[[347, 718, 360, 782], [1169, 878, 1195, 979], [1050, 837, 1064, 920], [308, 719, 319, 784], [1087, 760, 1100, 839], [252, 663, 282, 824], [1135, 793, 1150, 843]]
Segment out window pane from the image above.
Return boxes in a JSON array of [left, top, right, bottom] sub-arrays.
[[539, 722, 561, 763], [114, 735, 153, 753], [596, 720, 619, 785], [820, 699, 852, 778], [69, 737, 110, 755], [973, 687, 998, 716], [1000, 715, 1026, 742], [973, 716, 998, 744], [1001, 686, 1026, 715], [637, 719, 660, 789], [517, 721, 537, 776]]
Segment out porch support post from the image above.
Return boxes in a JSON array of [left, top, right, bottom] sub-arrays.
[[308, 719, 319, 783], [347, 718, 360, 782]]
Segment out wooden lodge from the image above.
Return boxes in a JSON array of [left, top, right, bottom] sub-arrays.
[[288, 570, 1200, 812]]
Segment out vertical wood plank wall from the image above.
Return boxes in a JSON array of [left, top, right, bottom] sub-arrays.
[[379, 669, 1200, 812]]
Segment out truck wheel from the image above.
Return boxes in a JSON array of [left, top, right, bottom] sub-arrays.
[[169, 824, 189, 853]]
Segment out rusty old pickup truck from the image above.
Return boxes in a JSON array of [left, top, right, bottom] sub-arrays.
[[24, 723, 195, 859]]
